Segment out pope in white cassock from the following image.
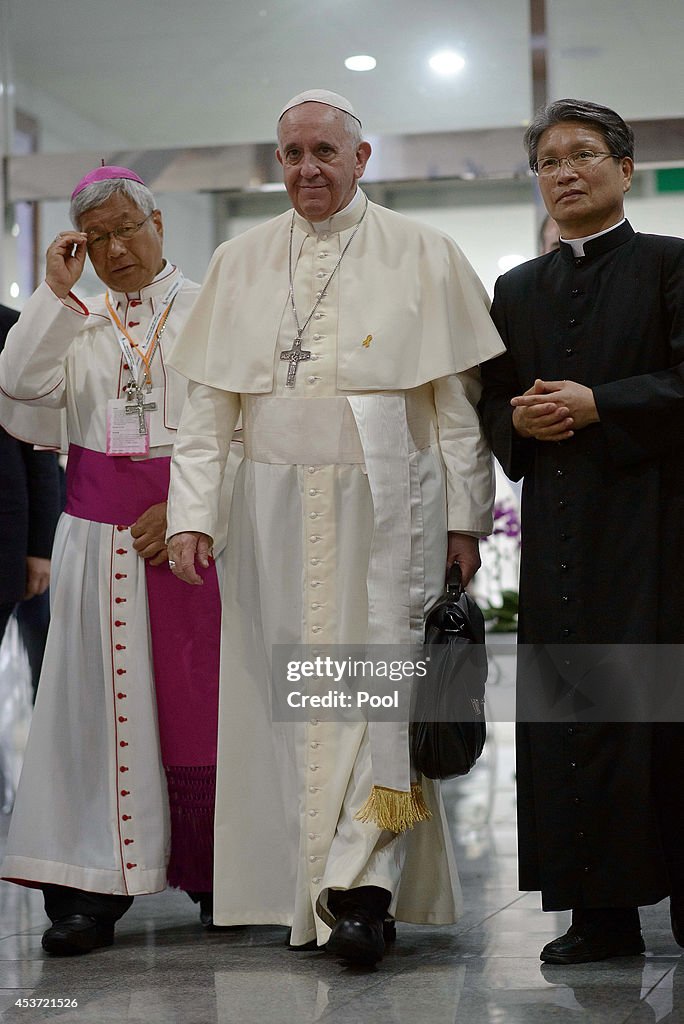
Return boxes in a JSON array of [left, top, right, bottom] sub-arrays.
[[166, 90, 506, 966], [0, 167, 231, 956]]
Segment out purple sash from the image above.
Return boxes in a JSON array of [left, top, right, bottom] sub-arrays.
[[66, 444, 219, 889]]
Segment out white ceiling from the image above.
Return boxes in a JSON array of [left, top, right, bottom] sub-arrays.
[[6, 0, 684, 155]]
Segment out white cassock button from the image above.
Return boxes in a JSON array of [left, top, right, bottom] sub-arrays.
[[320, 233, 329, 240], [316, 270, 326, 278], [313, 334, 322, 341], [310, 719, 319, 726], [307, 376, 317, 383], [310, 558, 321, 565], [309, 786, 318, 793], [309, 809, 318, 817], [312, 876, 321, 884], [311, 581, 322, 588], [308, 467, 316, 474], [309, 536, 321, 544], [309, 855, 318, 863], [312, 626, 322, 633], [314, 312, 324, 320], [311, 602, 321, 610], [315, 291, 322, 299], [308, 832, 317, 840], [309, 489, 318, 496]]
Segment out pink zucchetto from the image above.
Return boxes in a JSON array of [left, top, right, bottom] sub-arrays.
[[70, 165, 146, 200], [278, 89, 362, 127]]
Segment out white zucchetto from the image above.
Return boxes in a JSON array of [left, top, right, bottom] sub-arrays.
[[278, 89, 362, 126]]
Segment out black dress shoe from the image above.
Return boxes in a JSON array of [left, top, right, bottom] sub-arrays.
[[326, 907, 385, 966], [198, 893, 214, 928], [41, 914, 115, 956], [287, 918, 395, 952], [671, 897, 684, 948], [540, 924, 645, 965]]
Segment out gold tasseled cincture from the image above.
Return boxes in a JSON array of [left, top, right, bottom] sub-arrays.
[[354, 783, 432, 832]]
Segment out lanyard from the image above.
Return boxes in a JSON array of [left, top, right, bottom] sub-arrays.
[[105, 272, 183, 387]]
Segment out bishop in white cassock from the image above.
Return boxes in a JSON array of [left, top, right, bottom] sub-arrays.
[[166, 90, 506, 965], [0, 167, 234, 956]]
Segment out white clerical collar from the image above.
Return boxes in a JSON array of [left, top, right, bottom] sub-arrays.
[[109, 260, 178, 304], [294, 188, 365, 236], [561, 219, 626, 257]]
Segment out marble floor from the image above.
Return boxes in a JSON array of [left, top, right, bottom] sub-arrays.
[[0, 724, 681, 1024]]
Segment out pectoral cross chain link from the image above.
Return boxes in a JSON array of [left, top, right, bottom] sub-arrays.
[[282, 197, 368, 387]]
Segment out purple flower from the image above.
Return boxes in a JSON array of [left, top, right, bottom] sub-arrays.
[[491, 502, 520, 539]]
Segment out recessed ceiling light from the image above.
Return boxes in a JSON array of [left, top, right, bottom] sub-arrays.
[[344, 55, 377, 72], [428, 50, 466, 76], [9, 282, 20, 298]]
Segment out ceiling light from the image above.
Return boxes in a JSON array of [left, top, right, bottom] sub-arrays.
[[345, 55, 377, 72], [9, 282, 20, 299], [428, 50, 466, 76]]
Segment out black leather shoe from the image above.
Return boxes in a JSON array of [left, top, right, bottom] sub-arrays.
[[41, 914, 115, 956], [326, 908, 385, 966], [288, 918, 395, 952], [671, 897, 684, 948], [540, 924, 645, 965], [198, 893, 214, 928]]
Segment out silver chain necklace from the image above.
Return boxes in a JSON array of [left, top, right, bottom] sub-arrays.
[[280, 195, 369, 387]]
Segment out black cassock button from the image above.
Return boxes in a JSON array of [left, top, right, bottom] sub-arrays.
[[568, 318, 577, 327], [560, 562, 569, 571], [565, 347, 574, 356]]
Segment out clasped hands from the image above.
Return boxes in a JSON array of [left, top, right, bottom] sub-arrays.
[[511, 379, 599, 441]]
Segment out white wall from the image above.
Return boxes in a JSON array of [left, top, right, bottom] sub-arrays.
[[397, 202, 537, 299]]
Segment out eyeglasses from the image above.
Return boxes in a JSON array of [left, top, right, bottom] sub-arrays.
[[86, 213, 154, 250], [532, 150, 619, 177]]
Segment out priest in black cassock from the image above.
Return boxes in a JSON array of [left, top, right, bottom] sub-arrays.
[[479, 98, 684, 965]]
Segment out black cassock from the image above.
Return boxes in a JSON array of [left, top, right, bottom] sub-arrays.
[[479, 221, 684, 910]]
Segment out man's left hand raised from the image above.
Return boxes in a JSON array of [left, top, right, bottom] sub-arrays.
[[447, 532, 481, 588]]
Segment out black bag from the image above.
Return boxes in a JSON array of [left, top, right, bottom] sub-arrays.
[[410, 563, 487, 779]]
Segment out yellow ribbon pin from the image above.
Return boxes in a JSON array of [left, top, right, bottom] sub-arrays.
[[362, 335, 373, 348]]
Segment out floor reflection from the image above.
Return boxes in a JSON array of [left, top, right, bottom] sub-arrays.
[[0, 722, 681, 1023]]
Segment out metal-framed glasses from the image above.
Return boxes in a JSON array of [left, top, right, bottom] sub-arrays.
[[86, 213, 154, 250], [532, 150, 619, 177]]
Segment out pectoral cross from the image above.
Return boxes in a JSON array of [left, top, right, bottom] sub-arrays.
[[124, 382, 157, 435], [280, 335, 311, 387]]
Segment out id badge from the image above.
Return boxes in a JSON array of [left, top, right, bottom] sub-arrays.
[[106, 398, 150, 456]]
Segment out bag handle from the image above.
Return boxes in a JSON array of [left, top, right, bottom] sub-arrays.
[[446, 561, 464, 595]]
